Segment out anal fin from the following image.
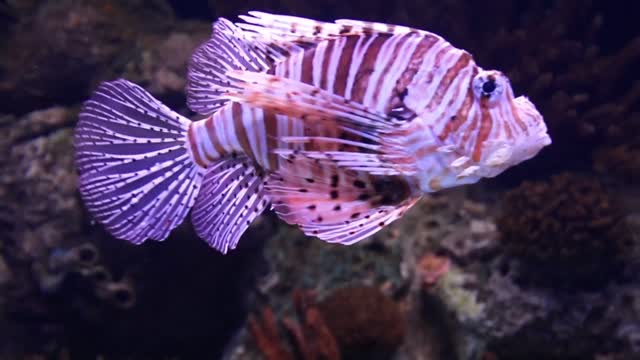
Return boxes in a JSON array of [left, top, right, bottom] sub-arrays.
[[191, 157, 268, 253]]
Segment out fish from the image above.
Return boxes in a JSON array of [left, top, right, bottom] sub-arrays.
[[74, 11, 551, 254]]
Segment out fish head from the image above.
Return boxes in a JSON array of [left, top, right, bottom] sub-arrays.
[[448, 69, 551, 181]]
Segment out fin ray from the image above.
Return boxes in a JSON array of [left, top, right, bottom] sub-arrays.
[[191, 157, 268, 253], [75, 80, 204, 244], [187, 18, 272, 115], [265, 159, 418, 245]]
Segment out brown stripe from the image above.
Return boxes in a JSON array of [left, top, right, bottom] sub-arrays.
[[503, 118, 514, 140], [232, 103, 254, 160], [396, 35, 439, 92], [187, 124, 206, 167], [426, 52, 472, 112], [350, 34, 389, 103], [333, 35, 358, 97], [472, 100, 493, 162], [301, 46, 314, 85], [371, 33, 412, 107], [460, 108, 480, 153], [264, 111, 279, 170], [205, 115, 226, 159], [439, 86, 474, 141], [509, 97, 528, 134]]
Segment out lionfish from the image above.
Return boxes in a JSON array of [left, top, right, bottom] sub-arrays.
[[74, 12, 551, 253]]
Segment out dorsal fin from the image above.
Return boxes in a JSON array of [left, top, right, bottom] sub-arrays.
[[266, 158, 420, 245], [186, 18, 273, 115], [237, 11, 428, 46]]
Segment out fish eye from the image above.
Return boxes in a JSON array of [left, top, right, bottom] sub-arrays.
[[482, 79, 496, 94], [473, 71, 504, 102]]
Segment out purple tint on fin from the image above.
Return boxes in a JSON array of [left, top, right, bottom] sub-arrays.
[[191, 157, 268, 253], [187, 18, 272, 115], [74, 79, 204, 244]]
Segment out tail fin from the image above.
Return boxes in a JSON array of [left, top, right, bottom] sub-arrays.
[[74, 79, 204, 244]]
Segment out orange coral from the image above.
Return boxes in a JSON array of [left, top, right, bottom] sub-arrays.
[[248, 290, 340, 360], [416, 253, 450, 290]]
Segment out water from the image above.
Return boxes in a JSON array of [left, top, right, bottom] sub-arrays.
[[0, 1, 638, 359]]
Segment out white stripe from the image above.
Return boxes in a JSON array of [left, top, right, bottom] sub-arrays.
[[345, 35, 377, 99], [363, 34, 404, 107], [405, 39, 450, 113], [326, 36, 346, 93], [214, 111, 234, 153], [253, 107, 270, 168], [431, 64, 474, 135], [422, 49, 465, 112], [375, 34, 423, 112], [290, 51, 303, 82], [222, 108, 243, 153], [312, 41, 328, 87], [197, 119, 220, 159]]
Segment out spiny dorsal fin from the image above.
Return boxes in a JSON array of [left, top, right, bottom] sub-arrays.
[[266, 158, 419, 245], [237, 11, 427, 45], [187, 18, 273, 115], [191, 157, 268, 253]]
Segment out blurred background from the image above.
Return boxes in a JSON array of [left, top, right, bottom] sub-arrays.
[[0, 0, 639, 359]]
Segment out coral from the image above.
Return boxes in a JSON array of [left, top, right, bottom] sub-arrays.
[[497, 172, 631, 290], [248, 307, 295, 360], [593, 143, 640, 183], [416, 253, 451, 290], [248, 290, 340, 360], [317, 286, 405, 360]]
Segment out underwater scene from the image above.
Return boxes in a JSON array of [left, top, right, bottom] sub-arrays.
[[1, 0, 639, 359]]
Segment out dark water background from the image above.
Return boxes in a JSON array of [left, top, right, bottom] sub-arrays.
[[0, 1, 639, 359]]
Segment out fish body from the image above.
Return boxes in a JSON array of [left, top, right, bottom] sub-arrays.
[[74, 12, 551, 253]]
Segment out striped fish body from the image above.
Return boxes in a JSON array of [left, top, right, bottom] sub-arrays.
[[188, 31, 446, 171], [74, 12, 551, 254]]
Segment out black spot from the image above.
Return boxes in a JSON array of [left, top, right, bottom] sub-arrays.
[[313, 230, 319, 234], [308, 204, 317, 210], [358, 193, 371, 201], [299, 188, 308, 193], [349, 231, 355, 235], [330, 190, 339, 199], [305, 177, 315, 183], [351, 212, 360, 219], [398, 87, 408, 101], [379, 222, 385, 227], [353, 180, 366, 189], [317, 216, 323, 222], [339, 25, 352, 34], [333, 205, 341, 211], [330, 174, 339, 187]]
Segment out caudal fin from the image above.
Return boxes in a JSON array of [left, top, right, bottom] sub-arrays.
[[74, 79, 204, 244]]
